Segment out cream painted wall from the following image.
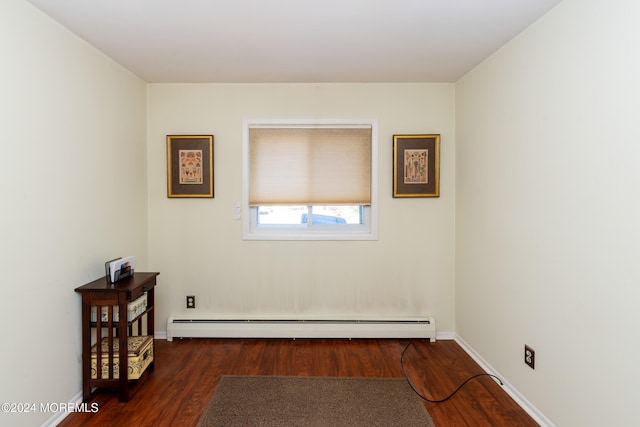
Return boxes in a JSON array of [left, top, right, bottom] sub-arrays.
[[456, 0, 640, 425], [0, 1, 147, 426], [14, 0, 636, 424], [147, 83, 455, 333]]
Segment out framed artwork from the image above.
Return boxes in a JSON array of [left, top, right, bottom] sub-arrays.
[[393, 134, 440, 198], [167, 135, 214, 198]]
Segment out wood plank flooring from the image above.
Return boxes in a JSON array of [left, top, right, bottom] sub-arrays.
[[58, 338, 538, 427]]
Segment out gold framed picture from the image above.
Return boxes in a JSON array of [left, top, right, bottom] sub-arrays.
[[393, 134, 440, 198], [167, 135, 214, 198]]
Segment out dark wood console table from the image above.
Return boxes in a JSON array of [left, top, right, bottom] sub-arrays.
[[75, 272, 159, 402]]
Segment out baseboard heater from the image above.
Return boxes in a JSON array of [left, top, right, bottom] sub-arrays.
[[166, 316, 435, 342]]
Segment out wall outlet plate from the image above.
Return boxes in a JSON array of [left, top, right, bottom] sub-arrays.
[[524, 345, 535, 369], [186, 295, 196, 309]]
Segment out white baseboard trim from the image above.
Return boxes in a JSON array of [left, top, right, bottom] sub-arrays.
[[40, 391, 82, 427], [436, 331, 456, 340], [454, 334, 555, 427]]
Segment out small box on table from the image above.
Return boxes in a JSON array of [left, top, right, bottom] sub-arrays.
[[90, 335, 154, 380], [90, 293, 148, 323]]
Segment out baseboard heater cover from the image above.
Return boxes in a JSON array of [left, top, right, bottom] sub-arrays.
[[166, 316, 436, 341]]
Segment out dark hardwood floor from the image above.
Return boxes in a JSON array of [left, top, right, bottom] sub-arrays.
[[59, 338, 538, 426]]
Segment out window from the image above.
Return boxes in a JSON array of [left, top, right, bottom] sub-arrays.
[[242, 119, 378, 240]]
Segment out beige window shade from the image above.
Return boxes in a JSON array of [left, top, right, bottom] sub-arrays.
[[249, 126, 372, 206]]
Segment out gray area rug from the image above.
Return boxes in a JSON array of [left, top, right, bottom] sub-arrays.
[[196, 375, 435, 426]]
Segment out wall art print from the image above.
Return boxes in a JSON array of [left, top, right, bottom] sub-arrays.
[[393, 134, 440, 197], [167, 135, 214, 198]]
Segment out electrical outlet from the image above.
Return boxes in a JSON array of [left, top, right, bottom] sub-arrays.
[[186, 295, 196, 309], [524, 345, 535, 369]]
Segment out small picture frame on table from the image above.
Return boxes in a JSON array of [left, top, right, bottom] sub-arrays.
[[393, 134, 440, 198], [167, 135, 214, 198]]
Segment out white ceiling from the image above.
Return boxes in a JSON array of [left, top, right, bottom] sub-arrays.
[[26, 0, 562, 83]]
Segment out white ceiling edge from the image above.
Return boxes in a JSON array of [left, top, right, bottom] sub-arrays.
[[25, 0, 563, 83]]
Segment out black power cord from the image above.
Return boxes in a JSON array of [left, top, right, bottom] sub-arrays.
[[400, 339, 504, 403]]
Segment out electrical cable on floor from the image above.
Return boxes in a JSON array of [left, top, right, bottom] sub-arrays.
[[400, 339, 504, 403]]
